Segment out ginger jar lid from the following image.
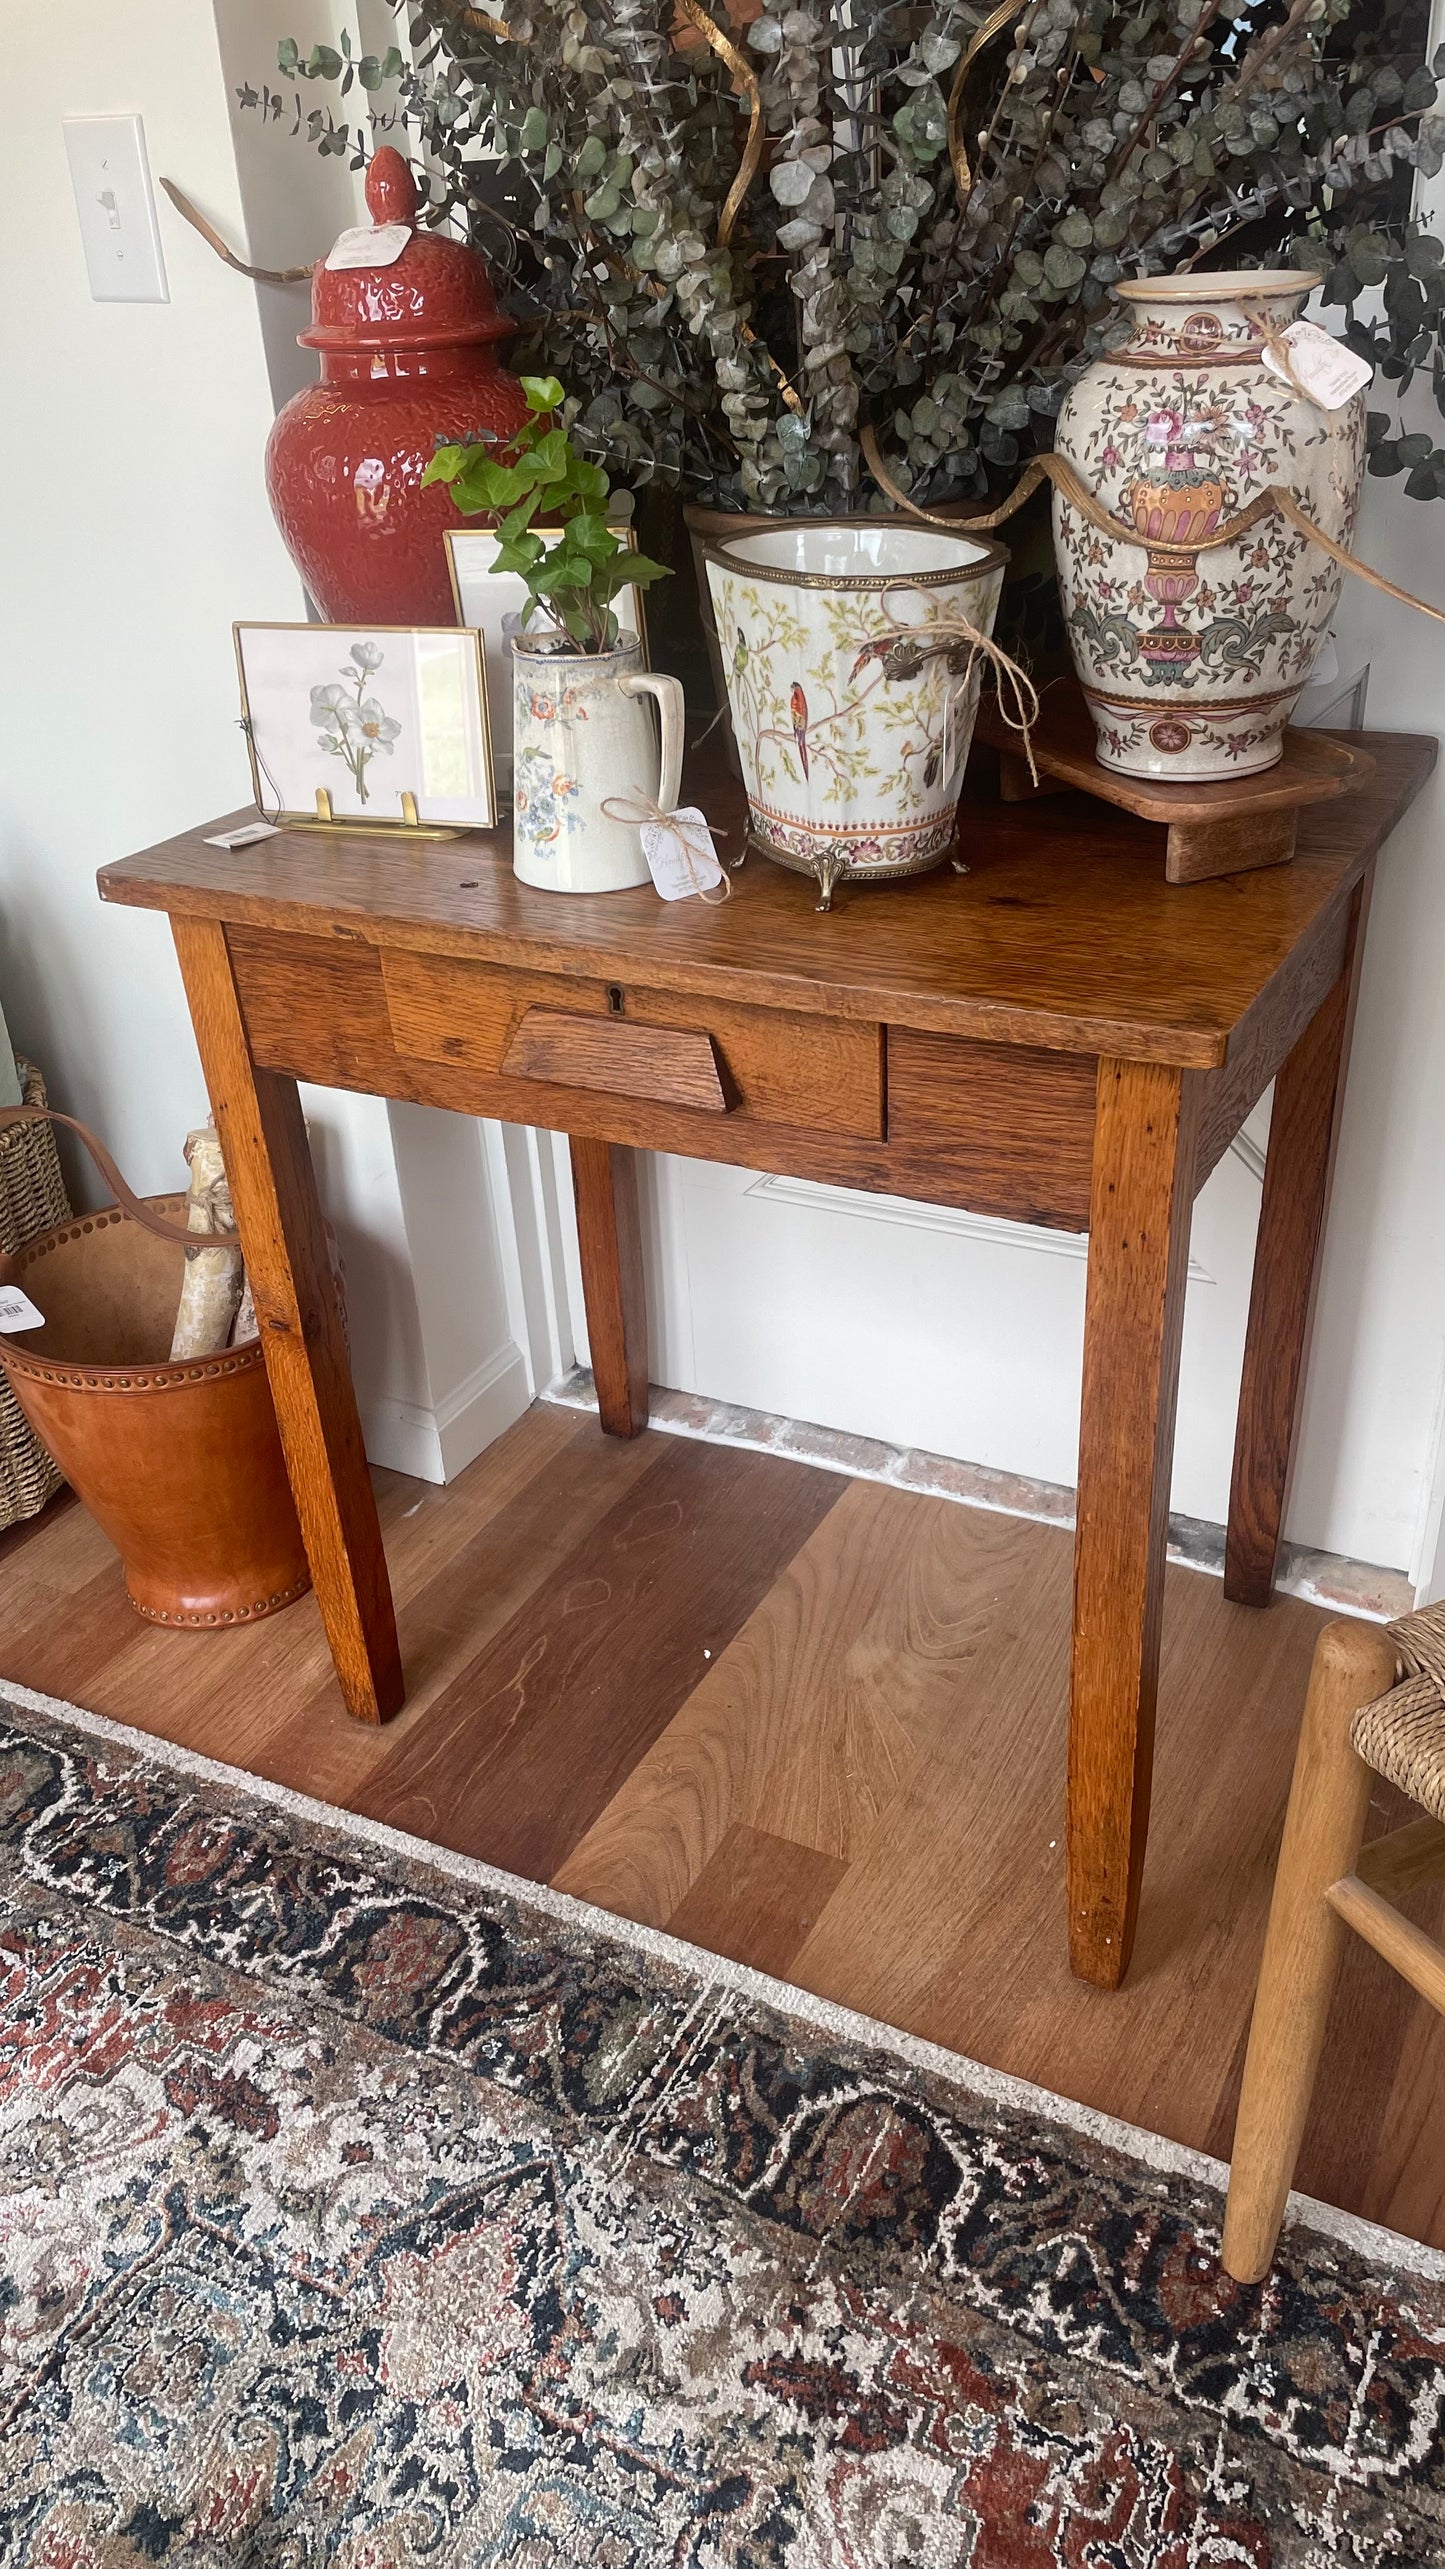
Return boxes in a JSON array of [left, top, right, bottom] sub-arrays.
[[300, 147, 512, 353]]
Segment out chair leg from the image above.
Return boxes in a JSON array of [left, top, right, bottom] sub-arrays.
[[1221, 1616, 1399, 2283]]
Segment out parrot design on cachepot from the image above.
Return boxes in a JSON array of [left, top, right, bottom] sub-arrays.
[[789, 682, 810, 780]]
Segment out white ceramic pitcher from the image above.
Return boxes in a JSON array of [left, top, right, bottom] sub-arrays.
[[510, 631, 684, 894]]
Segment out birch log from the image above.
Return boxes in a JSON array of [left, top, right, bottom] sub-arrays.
[[231, 1272, 258, 1347], [170, 1123, 244, 1359]]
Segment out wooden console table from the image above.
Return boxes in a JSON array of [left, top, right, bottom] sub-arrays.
[[98, 733, 1434, 1986]]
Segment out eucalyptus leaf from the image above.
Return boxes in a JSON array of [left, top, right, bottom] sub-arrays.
[[770, 159, 817, 207]]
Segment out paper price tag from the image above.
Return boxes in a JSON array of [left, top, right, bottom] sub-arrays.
[[0, 1285, 44, 1334], [640, 807, 725, 901], [1262, 322, 1372, 411], [325, 222, 411, 272], [204, 822, 280, 850]]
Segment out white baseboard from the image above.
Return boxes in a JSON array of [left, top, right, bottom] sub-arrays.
[[362, 1340, 531, 1485], [545, 1367, 1415, 1623]]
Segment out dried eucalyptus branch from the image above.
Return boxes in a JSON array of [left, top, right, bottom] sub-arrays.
[[251, 0, 1445, 513]]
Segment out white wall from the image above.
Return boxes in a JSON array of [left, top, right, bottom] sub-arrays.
[[0, 1, 528, 1485], [0, 3, 293, 1194], [1303, 484, 1445, 1584]]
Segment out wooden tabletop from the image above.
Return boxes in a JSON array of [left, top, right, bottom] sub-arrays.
[[98, 733, 1435, 1069]]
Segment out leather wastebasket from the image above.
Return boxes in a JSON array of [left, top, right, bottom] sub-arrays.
[[0, 1195, 310, 1627]]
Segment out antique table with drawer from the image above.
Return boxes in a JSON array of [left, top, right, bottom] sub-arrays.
[[98, 732, 1435, 1986]]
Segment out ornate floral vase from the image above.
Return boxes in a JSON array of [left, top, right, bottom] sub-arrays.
[[1053, 269, 1366, 780], [265, 148, 530, 627], [511, 634, 684, 894], [702, 520, 1007, 908]]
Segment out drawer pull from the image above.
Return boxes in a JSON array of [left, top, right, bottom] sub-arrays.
[[501, 1008, 733, 1113]]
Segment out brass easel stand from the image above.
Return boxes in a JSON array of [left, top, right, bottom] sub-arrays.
[[284, 788, 469, 844]]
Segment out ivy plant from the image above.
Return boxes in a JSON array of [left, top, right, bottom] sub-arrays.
[[423, 375, 670, 653], [257, 0, 1445, 518]]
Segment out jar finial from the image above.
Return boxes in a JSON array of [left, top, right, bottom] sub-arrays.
[[365, 147, 419, 226]]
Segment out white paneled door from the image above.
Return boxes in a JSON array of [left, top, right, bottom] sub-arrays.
[[627, 1126, 1269, 1531], [511, 1104, 1274, 1538]]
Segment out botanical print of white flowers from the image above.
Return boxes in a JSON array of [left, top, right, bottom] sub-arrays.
[[309, 642, 402, 805]]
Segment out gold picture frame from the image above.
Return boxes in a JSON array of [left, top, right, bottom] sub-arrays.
[[233, 621, 498, 839]]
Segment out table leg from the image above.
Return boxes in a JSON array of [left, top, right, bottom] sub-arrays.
[[1070, 1056, 1202, 1986], [569, 1137, 649, 1438], [172, 918, 404, 1725], [1224, 879, 1371, 1608]]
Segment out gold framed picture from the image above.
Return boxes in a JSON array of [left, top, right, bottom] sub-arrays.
[[234, 623, 498, 831], [444, 525, 648, 792]]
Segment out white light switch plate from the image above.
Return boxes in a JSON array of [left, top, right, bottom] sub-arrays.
[[63, 113, 169, 303]]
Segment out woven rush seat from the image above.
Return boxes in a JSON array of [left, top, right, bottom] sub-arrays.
[[1352, 1603, 1445, 1822]]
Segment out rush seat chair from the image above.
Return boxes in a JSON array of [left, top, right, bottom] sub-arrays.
[[1223, 1604, 1445, 2283]]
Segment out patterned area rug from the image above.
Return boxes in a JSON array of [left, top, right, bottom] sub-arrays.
[[0, 1686, 1442, 2568]]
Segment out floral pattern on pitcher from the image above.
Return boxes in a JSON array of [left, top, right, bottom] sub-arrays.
[[513, 742, 583, 856], [1053, 276, 1368, 779]]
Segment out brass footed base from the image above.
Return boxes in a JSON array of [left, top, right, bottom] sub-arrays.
[[746, 823, 955, 913]]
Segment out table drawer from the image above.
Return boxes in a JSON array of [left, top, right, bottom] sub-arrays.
[[380, 951, 884, 1141], [886, 1028, 1098, 1229]]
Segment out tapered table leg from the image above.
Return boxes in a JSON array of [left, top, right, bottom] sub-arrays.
[[172, 918, 404, 1724], [1224, 878, 1372, 1609], [1069, 1056, 1202, 1986], [570, 1137, 649, 1438]]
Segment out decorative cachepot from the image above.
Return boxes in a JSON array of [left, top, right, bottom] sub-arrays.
[[1053, 269, 1366, 780], [511, 633, 684, 894], [702, 520, 1007, 907]]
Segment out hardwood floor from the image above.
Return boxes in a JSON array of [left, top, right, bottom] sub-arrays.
[[2, 1400, 1441, 2248]]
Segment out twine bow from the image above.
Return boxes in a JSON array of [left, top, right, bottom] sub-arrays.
[[861, 422, 1445, 632], [600, 793, 732, 902], [877, 593, 1041, 786], [1242, 299, 1320, 411]]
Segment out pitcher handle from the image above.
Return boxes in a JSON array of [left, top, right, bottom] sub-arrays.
[[619, 671, 686, 815]]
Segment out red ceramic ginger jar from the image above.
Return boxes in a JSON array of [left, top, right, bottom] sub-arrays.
[[265, 147, 529, 626]]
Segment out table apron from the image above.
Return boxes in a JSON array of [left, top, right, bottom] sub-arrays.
[[221, 910, 1355, 1240], [225, 922, 1099, 1231]]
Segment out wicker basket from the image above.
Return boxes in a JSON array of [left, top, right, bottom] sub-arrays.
[[0, 1059, 72, 1528]]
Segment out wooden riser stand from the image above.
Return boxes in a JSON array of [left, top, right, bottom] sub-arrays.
[[980, 679, 1374, 885]]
